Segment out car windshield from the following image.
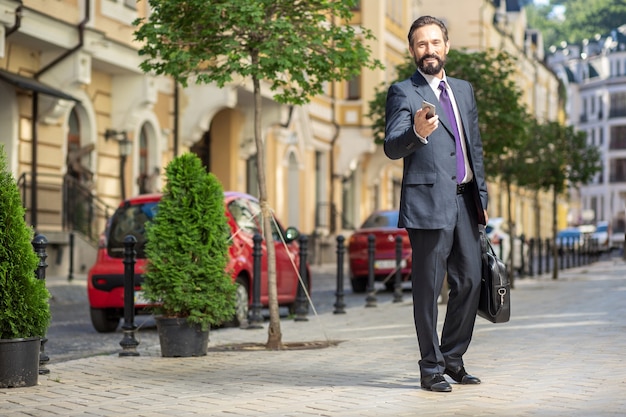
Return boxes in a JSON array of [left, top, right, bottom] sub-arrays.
[[107, 202, 159, 258], [596, 225, 608, 233], [361, 211, 399, 229]]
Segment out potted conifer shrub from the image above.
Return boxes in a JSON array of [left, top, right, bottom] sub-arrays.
[[0, 145, 51, 387], [143, 152, 236, 357]]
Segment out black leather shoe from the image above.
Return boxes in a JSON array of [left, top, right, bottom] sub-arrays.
[[444, 366, 481, 384], [420, 373, 452, 392]]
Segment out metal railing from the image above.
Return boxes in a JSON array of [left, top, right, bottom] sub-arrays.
[[17, 172, 114, 244]]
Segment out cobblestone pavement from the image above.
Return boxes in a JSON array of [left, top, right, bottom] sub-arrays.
[[2, 259, 626, 416]]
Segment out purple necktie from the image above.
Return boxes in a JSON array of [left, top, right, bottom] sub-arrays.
[[438, 81, 465, 183]]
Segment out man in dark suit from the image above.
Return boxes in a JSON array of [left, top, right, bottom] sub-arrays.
[[384, 16, 489, 393]]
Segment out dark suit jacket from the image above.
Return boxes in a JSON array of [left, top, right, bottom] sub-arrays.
[[384, 71, 488, 229]]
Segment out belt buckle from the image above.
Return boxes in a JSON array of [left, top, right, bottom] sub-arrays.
[[457, 183, 466, 194]]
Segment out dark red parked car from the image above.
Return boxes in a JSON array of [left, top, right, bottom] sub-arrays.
[[347, 210, 412, 293], [87, 191, 309, 332]]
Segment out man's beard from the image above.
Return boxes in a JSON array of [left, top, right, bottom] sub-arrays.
[[416, 54, 445, 75]]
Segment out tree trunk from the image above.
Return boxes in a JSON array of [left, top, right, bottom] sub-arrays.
[[552, 186, 559, 280], [251, 72, 282, 349]]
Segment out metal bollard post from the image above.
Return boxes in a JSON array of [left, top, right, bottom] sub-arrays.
[[68, 232, 75, 282], [393, 235, 403, 303], [333, 235, 346, 314], [294, 235, 309, 322], [119, 235, 140, 356], [248, 233, 264, 329], [365, 234, 377, 307], [519, 235, 526, 277], [545, 239, 551, 274], [32, 234, 50, 375], [528, 238, 535, 277], [537, 238, 542, 275]]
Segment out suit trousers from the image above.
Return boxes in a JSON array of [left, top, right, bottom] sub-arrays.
[[407, 190, 482, 377]]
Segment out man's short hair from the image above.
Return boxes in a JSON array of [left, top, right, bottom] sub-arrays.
[[408, 16, 449, 45]]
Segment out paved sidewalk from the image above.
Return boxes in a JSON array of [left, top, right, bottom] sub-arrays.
[[2, 260, 626, 416]]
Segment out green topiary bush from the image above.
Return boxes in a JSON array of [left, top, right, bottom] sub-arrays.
[[143, 152, 236, 331], [0, 145, 50, 339]]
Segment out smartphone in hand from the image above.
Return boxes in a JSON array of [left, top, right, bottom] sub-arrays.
[[422, 101, 436, 119]]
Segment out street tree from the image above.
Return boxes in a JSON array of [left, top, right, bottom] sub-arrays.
[[134, 0, 382, 349], [527, 0, 626, 51], [517, 120, 601, 279]]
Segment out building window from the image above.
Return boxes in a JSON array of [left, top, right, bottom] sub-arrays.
[[246, 154, 259, 197], [315, 151, 328, 229], [102, 0, 137, 25], [347, 75, 360, 100], [600, 127, 604, 145], [591, 96, 595, 114], [591, 129, 596, 146], [609, 125, 626, 150], [609, 92, 626, 118], [609, 158, 626, 183]]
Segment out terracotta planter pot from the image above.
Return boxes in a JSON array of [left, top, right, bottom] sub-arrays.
[[155, 317, 209, 357], [0, 337, 40, 388]]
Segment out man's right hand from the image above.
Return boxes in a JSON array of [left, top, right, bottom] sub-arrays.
[[414, 108, 439, 139]]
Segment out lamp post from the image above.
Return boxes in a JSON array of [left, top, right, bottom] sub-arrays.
[[105, 129, 132, 200]]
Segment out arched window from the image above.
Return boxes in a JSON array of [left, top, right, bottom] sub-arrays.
[[137, 123, 158, 194]]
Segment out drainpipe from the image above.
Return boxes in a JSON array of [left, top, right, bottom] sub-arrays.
[[5, 0, 23, 37], [28, 0, 89, 229], [35, 0, 89, 78], [174, 82, 179, 157]]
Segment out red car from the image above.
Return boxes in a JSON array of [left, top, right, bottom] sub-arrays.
[[87, 191, 309, 332], [347, 210, 412, 293]]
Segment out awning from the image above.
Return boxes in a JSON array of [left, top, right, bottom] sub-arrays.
[[0, 69, 80, 102]]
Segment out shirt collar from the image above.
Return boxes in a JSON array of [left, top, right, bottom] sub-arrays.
[[418, 68, 448, 94]]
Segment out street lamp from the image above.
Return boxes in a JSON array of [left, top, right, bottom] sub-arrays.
[[105, 129, 132, 200]]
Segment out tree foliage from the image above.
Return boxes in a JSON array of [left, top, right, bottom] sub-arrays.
[[518, 121, 601, 195], [135, 0, 382, 105], [0, 145, 50, 339], [527, 0, 626, 51], [515, 120, 601, 278], [135, 0, 382, 348], [144, 153, 236, 331]]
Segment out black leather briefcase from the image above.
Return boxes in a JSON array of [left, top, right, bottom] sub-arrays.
[[478, 229, 511, 323]]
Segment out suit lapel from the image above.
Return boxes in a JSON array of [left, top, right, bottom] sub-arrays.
[[411, 71, 457, 141]]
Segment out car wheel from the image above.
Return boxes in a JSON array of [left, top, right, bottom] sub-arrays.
[[90, 308, 120, 333], [223, 276, 250, 328], [350, 276, 368, 293]]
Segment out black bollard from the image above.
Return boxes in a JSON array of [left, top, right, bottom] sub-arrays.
[[393, 235, 403, 303], [248, 233, 264, 329], [294, 235, 309, 322], [68, 232, 74, 282], [32, 234, 50, 375], [537, 238, 542, 275], [119, 235, 140, 356], [333, 235, 346, 314], [546, 239, 554, 274], [365, 234, 377, 307], [528, 238, 535, 277], [519, 235, 526, 277]]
